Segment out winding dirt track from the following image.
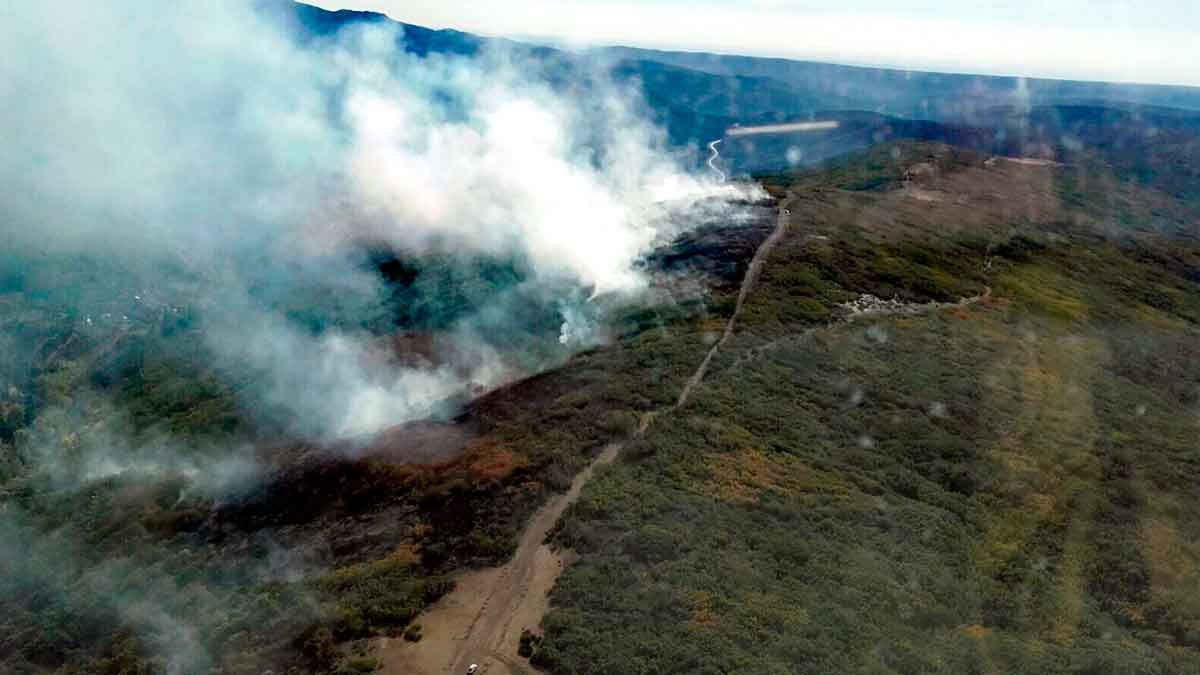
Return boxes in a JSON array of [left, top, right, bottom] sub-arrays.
[[706, 139, 726, 183], [377, 206, 790, 675]]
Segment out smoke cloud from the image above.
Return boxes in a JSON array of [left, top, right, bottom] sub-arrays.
[[0, 2, 763, 670], [0, 0, 745, 443]]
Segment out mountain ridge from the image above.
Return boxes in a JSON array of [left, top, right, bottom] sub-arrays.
[[283, 1, 1200, 119]]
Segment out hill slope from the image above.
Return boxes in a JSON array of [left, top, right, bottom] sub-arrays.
[[536, 142, 1200, 674], [5, 4, 1200, 674]]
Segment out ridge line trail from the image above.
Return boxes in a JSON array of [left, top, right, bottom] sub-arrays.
[[674, 205, 789, 410], [378, 205, 790, 675]]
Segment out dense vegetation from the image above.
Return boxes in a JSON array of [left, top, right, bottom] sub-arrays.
[[538, 142, 1200, 674]]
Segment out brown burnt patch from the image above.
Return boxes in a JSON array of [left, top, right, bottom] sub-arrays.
[[360, 419, 477, 466]]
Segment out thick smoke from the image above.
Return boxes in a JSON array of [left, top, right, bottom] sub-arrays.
[[0, 2, 758, 670], [0, 0, 744, 443]]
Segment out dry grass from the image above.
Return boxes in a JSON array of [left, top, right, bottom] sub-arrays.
[[689, 591, 718, 628], [463, 439, 529, 482], [1143, 519, 1195, 591], [702, 445, 854, 505], [975, 330, 1107, 644]]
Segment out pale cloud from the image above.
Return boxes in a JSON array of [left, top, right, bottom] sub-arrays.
[[312, 0, 1200, 86]]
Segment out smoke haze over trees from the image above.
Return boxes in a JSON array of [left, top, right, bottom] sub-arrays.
[[0, 1, 752, 671]]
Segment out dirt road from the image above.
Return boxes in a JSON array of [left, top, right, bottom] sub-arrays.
[[675, 207, 789, 409], [376, 444, 619, 675], [707, 139, 726, 182], [377, 204, 791, 675]]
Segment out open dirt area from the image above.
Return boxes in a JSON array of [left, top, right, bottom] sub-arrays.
[[376, 443, 618, 675]]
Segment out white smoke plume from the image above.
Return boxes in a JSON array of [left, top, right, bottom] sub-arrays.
[[0, 3, 765, 671], [0, 0, 748, 441]]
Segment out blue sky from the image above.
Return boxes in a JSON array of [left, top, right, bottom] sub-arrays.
[[313, 1, 1199, 86]]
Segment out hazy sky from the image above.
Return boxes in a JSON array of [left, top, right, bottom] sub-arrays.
[[312, 0, 1200, 87]]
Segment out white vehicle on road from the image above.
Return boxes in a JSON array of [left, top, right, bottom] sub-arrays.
[[466, 665, 479, 675]]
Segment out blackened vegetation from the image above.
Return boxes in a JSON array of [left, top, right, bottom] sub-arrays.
[[645, 204, 776, 289]]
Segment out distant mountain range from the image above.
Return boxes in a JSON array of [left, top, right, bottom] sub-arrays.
[[272, 1, 1200, 179]]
